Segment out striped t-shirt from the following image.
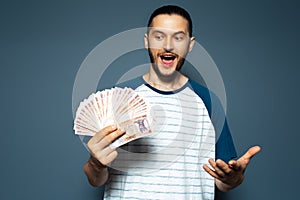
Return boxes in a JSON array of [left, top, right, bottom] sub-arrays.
[[102, 77, 237, 200]]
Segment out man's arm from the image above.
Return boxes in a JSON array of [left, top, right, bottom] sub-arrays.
[[84, 125, 125, 187], [203, 146, 261, 192]]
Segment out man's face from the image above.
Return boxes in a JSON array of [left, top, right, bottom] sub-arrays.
[[145, 14, 195, 79]]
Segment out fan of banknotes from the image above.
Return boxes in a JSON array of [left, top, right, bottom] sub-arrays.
[[73, 87, 153, 148]]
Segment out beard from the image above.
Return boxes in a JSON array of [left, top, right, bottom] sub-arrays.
[[147, 48, 186, 81]]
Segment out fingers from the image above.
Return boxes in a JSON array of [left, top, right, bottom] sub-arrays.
[[226, 146, 261, 172], [203, 159, 231, 179], [203, 164, 220, 179], [228, 160, 242, 171], [89, 128, 125, 150], [216, 159, 232, 174], [203, 146, 261, 187], [106, 128, 126, 144], [209, 159, 227, 177], [243, 146, 261, 160], [204, 158, 243, 179], [204, 158, 246, 189], [88, 125, 118, 145], [94, 146, 118, 166], [238, 146, 261, 166], [104, 150, 118, 165], [87, 125, 125, 166]]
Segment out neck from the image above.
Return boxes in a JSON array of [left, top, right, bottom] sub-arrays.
[[143, 69, 188, 91]]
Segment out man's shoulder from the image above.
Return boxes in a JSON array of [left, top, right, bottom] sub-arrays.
[[187, 79, 212, 105], [115, 76, 145, 89], [187, 79, 223, 119], [187, 79, 209, 93]]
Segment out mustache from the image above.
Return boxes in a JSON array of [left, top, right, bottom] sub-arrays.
[[157, 52, 178, 58]]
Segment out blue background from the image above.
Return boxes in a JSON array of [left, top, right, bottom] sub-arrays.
[[1, 0, 299, 199]]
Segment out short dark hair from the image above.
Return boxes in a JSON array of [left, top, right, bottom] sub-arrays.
[[147, 5, 193, 37]]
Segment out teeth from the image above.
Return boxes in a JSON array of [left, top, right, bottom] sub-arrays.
[[160, 55, 176, 60]]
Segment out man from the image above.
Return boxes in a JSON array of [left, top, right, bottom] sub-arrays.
[[84, 5, 260, 199]]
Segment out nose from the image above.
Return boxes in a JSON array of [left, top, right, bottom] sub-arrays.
[[163, 37, 174, 52]]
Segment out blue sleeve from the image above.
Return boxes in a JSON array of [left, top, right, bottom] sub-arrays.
[[215, 118, 237, 162], [188, 80, 237, 162]]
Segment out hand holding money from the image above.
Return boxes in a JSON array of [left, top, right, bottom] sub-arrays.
[[87, 125, 125, 166], [74, 87, 153, 148], [83, 125, 125, 187]]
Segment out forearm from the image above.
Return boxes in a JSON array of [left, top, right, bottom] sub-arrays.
[[84, 156, 109, 187]]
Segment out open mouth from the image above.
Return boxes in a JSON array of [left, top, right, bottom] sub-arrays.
[[160, 54, 176, 66]]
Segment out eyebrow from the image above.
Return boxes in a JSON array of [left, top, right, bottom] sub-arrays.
[[173, 31, 186, 35], [150, 29, 187, 36]]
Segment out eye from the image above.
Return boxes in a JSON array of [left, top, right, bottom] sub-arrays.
[[174, 35, 184, 41], [154, 34, 164, 41]]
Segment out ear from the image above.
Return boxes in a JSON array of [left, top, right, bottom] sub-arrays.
[[188, 37, 195, 52], [144, 33, 149, 49]]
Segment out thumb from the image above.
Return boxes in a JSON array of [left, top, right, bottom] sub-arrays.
[[239, 146, 261, 164]]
